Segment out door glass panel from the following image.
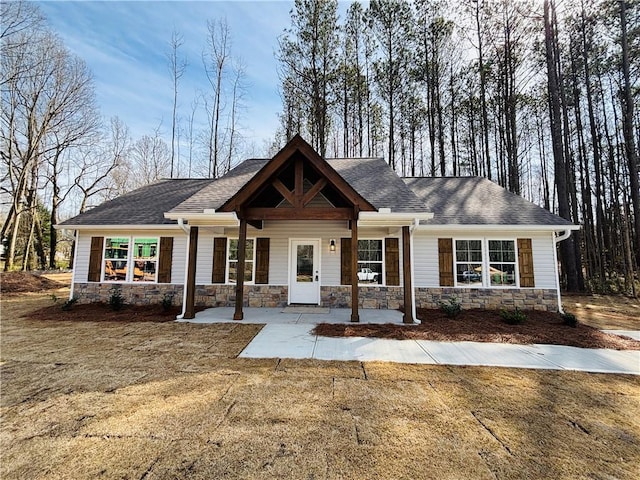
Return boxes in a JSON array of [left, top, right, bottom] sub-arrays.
[[296, 244, 313, 282]]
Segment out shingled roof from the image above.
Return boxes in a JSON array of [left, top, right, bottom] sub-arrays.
[[403, 176, 573, 226], [168, 157, 427, 215], [59, 179, 212, 226], [60, 162, 572, 228]]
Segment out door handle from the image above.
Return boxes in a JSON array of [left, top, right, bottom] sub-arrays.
[[315, 272, 319, 281]]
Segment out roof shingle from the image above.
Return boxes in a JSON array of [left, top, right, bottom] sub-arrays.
[[402, 176, 573, 226], [59, 179, 213, 226]]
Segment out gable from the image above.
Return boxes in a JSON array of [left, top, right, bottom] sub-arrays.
[[218, 135, 376, 219]]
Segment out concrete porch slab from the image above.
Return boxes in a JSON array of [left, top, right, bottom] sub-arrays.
[[178, 307, 404, 325]]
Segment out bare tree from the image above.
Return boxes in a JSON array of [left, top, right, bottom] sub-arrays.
[[167, 29, 187, 179], [129, 130, 171, 188], [1, 13, 101, 270], [74, 116, 130, 211], [203, 18, 230, 178]]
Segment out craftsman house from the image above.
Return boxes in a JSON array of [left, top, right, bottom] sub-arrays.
[[58, 135, 579, 322]]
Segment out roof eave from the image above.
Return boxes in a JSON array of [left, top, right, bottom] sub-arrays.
[[358, 211, 434, 227], [415, 223, 580, 232], [163, 211, 239, 226], [54, 224, 181, 231]]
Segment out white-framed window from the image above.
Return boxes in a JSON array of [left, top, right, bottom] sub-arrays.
[[454, 238, 518, 288], [103, 236, 159, 283], [455, 239, 483, 287], [227, 238, 255, 284], [488, 240, 517, 286], [357, 239, 384, 285]]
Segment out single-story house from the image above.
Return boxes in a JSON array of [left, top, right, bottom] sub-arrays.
[[58, 135, 579, 323]]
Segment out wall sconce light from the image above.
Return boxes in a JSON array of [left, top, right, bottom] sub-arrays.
[[329, 239, 336, 252]]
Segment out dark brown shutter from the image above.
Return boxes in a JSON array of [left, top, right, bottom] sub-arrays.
[[438, 238, 454, 286], [88, 237, 104, 282], [517, 238, 535, 287], [255, 237, 270, 284], [340, 237, 352, 285], [157, 237, 174, 283], [212, 237, 227, 283], [385, 238, 400, 286]]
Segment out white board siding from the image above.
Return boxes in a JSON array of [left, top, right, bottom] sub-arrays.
[[531, 234, 557, 289], [74, 232, 92, 282], [412, 231, 558, 289], [195, 233, 215, 285], [170, 234, 188, 284], [413, 235, 439, 287]]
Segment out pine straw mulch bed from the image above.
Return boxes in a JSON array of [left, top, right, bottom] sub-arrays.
[[25, 303, 195, 323], [0, 271, 66, 294], [312, 308, 640, 350]]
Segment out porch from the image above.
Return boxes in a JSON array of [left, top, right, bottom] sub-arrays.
[[177, 306, 405, 325]]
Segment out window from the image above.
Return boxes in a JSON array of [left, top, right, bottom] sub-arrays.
[[103, 237, 158, 283], [454, 239, 518, 288], [132, 238, 158, 282], [357, 239, 383, 284], [455, 240, 483, 286], [488, 240, 516, 286], [228, 238, 255, 284]]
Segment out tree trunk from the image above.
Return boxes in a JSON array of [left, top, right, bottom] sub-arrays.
[[619, 0, 640, 266], [544, 0, 580, 292]]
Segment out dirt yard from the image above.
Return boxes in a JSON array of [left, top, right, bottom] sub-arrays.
[[1, 279, 639, 479]]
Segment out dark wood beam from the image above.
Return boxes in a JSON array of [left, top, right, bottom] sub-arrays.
[[351, 218, 359, 322], [272, 178, 295, 206], [402, 226, 414, 324], [302, 178, 327, 207], [244, 207, 354, 221], [184, 226, 198, 319], [247, 220, 263, 230], [233, 219, 247, 320]]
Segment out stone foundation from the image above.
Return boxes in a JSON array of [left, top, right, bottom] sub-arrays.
[[194, 285, 288, 308], [73, 283, 184, 306], [415, 288, 558, 312], [321, 286, 404, 309], [73, 283, 558, 312]]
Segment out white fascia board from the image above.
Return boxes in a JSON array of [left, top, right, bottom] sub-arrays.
[[163, 211, 239, 226], [53, 224, 181, 231], [358, 211, 434, 227], [414, 224, 581, 233]]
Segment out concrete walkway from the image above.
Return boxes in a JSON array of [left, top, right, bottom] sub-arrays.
[[179, 307, 640, 375]]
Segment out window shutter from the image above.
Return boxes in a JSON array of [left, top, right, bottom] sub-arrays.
[[88, 237, 104, 282], [340, 238, 352, 285], [438, 238, 454, 286], [517, 238, 535, 287], [385, 238, 400, 286], [255, 237, 270, 284], [212, 237, 227, 283], [157, 237, 174, 283]]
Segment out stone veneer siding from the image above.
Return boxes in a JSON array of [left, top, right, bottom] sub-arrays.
[[414, 288, 558, 312], [73, 283, 184, 306], [73, 283, 558, 312]]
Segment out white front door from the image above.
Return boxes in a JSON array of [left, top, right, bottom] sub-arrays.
[[289, 239, 320, 304]]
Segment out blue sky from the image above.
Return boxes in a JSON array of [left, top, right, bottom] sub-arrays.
[[37, 0, 298, 156]]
